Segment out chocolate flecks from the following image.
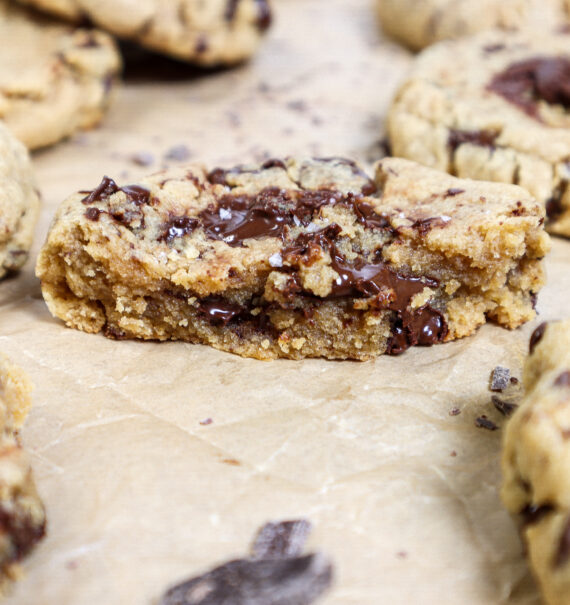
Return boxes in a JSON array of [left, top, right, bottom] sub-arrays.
[[207, 168, 230, 186], [448, 129, 499, 152], [491, 366, 511, 391], [252, 520, 312, 560], [492, 395, 518, 417], [224, 0, 240, 21], [255, 0, 272, 31], [197, 298, 246, 325], [85, 207, 102, 221], [484, 43, 506, 54], [529, 322, 548, 354], [520, 504, 554, 528], [555, 371, 570, 387], [449, 407, 461, 416], [410, 217, 449, 237], [159, 554, 333, 605], [129, 151, 154, 167], [510, 376, 520, 385], [0, 507, 45, 562], [81, 176, 119, 205], [261, 158, 287, 170], [158, 216, 199, 243], [199, 418, 213, 426], [488, 57, 570, 119], [445, 188, 465, 197], [475, 415, 499, 430], [555, 516, 570, 568]]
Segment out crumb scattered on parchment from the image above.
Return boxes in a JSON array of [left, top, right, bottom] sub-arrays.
[[475, 415, 499, 431]]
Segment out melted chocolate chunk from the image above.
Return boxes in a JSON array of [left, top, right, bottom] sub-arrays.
[[198, 298, 245, 325], [81, 177, 150, 207], [475, 415, 499, 430], [81, 176, 119, 205], [0, 507, 46, 562], [282, 226, 447, 354], [350, 201, 389, 229], [158, 216, 199, 243], [159, 554, 333, 605], [555, 371, 570, 387], [252, 520, 312, 560], [448, 129, 498, 152], [520, 504, 554, 528], [207, 168, 230, 186], [555, 516, 570, 568], [488, 57, 570, 119], [529, 322, 548, 354], [492, 395, 518, 417]]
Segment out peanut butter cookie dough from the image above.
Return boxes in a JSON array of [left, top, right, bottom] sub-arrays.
[[376, 0, 569, 51], [388, 30, 570, 237], [0, 355, 46, 594], [14, 0, 272, 67], [502, 320, 570, 605], [36, 157, 549, 360], [0, 0, 121, 150], [0, 122, 40, 279]]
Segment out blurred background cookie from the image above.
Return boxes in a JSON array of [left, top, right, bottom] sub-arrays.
[[388, 29, 570, 237], [0, 0, 121, 150], [13, 0, 272, 66]]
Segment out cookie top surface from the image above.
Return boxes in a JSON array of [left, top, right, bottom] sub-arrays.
[[0, 122, 40, 277], [44, 155, 547, 296], [0, 0, 121, 150], [377, 0, 569, 51], [14, 0, 272, 66]]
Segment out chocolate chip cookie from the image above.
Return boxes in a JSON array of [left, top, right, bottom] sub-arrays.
[[0, 122, 40, 278], [0, 355, 46, 594], [14, 0, 272, 66], [0, 0, 121, 150], [377, 0, 569, 51], [502, 320, 570, 605], [36, 157, 549, 360], [388, 30, 570, 237]]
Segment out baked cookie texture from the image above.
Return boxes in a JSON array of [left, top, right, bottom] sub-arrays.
[[36, 157, 549, 360], [502, 321, 570, 605], [0, 355, 46, 594], [0, 122, 40, 278], [14, 0, 272, 66], [376, 0, 569, 51], [0, 0, 121, 150], [388, 30, 570, 237]]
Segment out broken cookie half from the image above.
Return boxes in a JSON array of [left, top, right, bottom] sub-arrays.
[[36, 157, 549, 360]]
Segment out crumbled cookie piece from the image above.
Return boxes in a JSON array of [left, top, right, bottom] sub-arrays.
[[36, 156, 549, 360], [388, 29, 570, 236], [14, 0, 272, 66], [502, 320, 570, 605], [0, 0, 121, 150], [0, 122, 40, 278], [0, 355, 46, 594]]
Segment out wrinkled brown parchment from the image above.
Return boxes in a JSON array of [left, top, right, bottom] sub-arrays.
[[3, 1, 568, 603]]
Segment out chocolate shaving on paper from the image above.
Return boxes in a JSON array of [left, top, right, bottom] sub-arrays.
[[475, 415, 499, 431], [492, 395, 518, 417], [490, 367, 511, 391]]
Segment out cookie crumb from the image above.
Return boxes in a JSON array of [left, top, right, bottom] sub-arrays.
[[450, 450, 457, 457], [475, 415, 499, 431], [449, 407, 461, 416]]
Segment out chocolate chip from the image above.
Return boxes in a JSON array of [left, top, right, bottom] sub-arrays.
[[529, 322, 548, 354], [197, 298, 246, 325], [448, 129, 498, 152], [158, 216, 199, 243], [492, 395, 518, 417], [81, 176, 120, 205], [85, 207, 102, 221], [555, 371, 570, 387], [475, 415, 499, 430], [252, 520, 312, 560], [520, 503, 554, 528], [159, 554, 333, 605], [490, 366, 511, 391]]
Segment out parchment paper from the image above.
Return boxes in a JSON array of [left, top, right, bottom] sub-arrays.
[[2, 1, 570, 603]]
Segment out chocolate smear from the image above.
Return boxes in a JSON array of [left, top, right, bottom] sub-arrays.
[[252, 520, 312, 560], [529, 322, 548, 354], [490, 366, 511, 391]]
